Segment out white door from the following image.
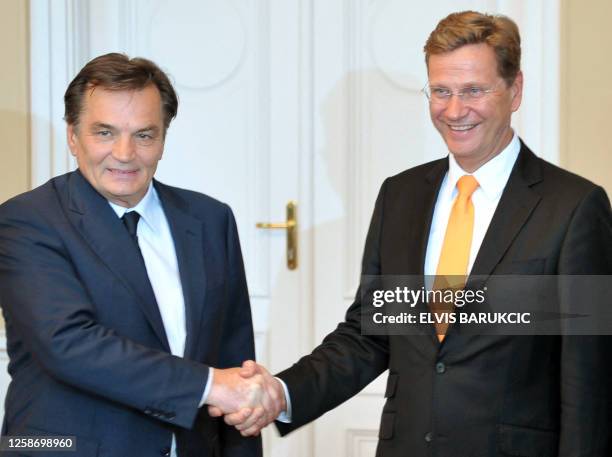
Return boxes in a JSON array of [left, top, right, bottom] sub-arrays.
[[6, 1, 558, 456]]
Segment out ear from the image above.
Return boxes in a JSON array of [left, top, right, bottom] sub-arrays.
[[510, 71, 523, 112], [66, 124, 79, 157]]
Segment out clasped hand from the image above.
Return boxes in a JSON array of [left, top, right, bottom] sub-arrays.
[[207, 360, 286, 436]]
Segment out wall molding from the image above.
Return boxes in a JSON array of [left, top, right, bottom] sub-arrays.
[[344, 0, 367, 299], [346, 429, 379, 457], [30, 0, 87, 187], [496, 0, 561, 164]]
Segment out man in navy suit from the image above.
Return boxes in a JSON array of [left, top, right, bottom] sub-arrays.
[[0, 53, 270, 456]]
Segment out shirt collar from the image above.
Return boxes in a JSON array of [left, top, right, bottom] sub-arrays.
[[447, 131, 521, 201], [108, 183, 162, 233]]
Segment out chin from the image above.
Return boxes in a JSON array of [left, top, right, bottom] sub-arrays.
[[449, 148, 477, 158], [106, 185, 139, 199], [446, 143, 476, 158]]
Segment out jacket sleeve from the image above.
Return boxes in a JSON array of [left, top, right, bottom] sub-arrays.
[[275, 180, 391, 435], [0, 199, 209, 430], [557, 185, 612, 456]]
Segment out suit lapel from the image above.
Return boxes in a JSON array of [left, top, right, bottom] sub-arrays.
[[421, 161, 451, 346], [469, 143, 543, 280], [393, 159, 448, 351], [418, 160, 450, 276], [65, 171, 170, 351], [442, 144, 542, 353], [155, 182, 207, 360]]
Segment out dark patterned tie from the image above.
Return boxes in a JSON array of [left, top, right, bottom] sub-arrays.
[[121, 211, 141, 244], [119, 211, 162, 346]]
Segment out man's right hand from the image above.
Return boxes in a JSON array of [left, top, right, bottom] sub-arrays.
[[206, 366, 266, 419], [208, 361, 286, 436]]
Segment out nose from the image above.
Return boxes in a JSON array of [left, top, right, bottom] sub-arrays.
[[443, 94, 469, 120], [112, 135, 136, 162]]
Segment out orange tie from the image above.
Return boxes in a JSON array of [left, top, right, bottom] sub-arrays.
[[432, 175, 479, 341]]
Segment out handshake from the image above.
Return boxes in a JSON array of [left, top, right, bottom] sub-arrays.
[[206, 360, 287, 436]]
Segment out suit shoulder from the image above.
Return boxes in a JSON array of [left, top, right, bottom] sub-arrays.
[[0, 177, 63, 221], [388, 158, 446, 182], [535, 157, 608, 205], [0, 176, 72, 249], [538, 158, 601, 192], [380, 157, 447, 195], [155, 182, 232, 219], [386, 157, 448, 185]]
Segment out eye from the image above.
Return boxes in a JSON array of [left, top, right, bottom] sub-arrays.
[[431, 87, 451, 98], [467, 87, 485, 98], [97, 130, 112, 137], [134, 131, 157, 144]]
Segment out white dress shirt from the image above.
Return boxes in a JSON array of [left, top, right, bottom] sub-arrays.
[[280, 132, 521, 423], [108, 184, 211, 457]]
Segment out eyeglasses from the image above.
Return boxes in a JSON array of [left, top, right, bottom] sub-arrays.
[[422, 81, 504, 105]]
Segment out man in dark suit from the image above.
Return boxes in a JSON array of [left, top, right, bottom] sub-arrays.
[[214, 11, 612, 456], [0, 53, 266, 456]]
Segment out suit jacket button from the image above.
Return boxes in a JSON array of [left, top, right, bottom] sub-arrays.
[[160, 447, 171, 456], [424, 431, 434, 443], [435, 362, 446, 374]]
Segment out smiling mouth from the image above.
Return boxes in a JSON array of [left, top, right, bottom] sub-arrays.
[[448, 124, 478, 131], [108, 168, 139, 176]]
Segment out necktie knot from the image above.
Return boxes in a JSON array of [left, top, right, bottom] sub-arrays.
[[122, 211, 141, 239], [456, 175, 479, 198]]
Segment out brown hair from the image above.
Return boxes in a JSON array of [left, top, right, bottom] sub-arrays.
[[424, 11, 521, 86], [64, 53, 178, 133]]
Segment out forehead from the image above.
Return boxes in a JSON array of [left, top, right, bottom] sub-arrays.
[[427, 43, 499, 84], [80, 84, 163, 124]]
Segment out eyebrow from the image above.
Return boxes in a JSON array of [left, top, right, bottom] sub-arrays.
[[429, 81, 487, 87], [90, 122, 116, 131], [135, 125, 161, 134], [88, 122, 160, 134]]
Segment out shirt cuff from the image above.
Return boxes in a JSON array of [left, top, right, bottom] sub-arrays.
[[275, 377, 292, 423], [199, 367, 214, 407]]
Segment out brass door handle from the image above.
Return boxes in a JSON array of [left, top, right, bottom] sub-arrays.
[[256, 201, 298, 270]]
